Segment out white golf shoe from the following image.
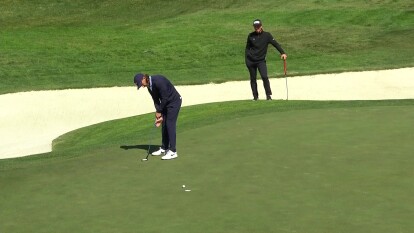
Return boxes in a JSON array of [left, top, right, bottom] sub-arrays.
[[151, 148, 165, 156], [161, 150, 178, 160]]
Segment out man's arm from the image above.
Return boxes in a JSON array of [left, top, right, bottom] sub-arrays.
[[153, 79, 170, 113], [268, 33, 286, 56], [245, 34, 251, 50], [245, 35, 252, 58], [149, 90, 161, 112]]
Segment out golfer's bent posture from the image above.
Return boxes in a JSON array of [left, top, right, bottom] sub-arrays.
[[245, 19, 287, 100], [134, 73, 182, 160]]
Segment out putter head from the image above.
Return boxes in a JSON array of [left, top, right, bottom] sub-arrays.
[[141, 158, 148, 162]]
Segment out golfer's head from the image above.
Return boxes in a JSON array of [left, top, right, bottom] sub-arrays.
[[134, 73, 149, 89], [253, 19, 262, 32]]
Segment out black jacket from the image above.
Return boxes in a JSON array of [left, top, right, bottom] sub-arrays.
[[148, 75, 181, 113], [245, 31, 285, 62]]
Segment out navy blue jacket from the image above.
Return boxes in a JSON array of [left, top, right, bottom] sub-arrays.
[[148, 75, 181, 113]]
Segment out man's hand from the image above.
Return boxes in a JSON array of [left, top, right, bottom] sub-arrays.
[[281, 54, 287, 60], [155, 113, 163, 127]]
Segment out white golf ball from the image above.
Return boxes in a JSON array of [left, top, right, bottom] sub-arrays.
[[182, 185, 185, 188]]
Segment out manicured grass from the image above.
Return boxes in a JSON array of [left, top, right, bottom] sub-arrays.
[[1, 0, 413, 94], [1, 100, 413, 232], [1, 0, 413, 232]]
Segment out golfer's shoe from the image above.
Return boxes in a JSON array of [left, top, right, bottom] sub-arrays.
[[162, 151, 178, 160], [152, 148, 165, 156], [266, 95, 272, 100]]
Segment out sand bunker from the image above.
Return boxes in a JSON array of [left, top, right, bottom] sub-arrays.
[[1, 68, 413, 159]]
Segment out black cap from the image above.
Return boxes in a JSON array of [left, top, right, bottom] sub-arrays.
[[253, 19, 262, 26]]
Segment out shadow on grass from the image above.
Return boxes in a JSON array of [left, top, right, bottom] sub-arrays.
[[120, 144, 160, 153]]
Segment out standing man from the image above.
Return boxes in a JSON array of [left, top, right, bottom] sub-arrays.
[[245, 19, 287, 100], [134, 73, 182, 160]]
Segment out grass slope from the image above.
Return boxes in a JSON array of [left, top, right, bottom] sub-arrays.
[[1, 0, 413, 94], [1, 100, 414, 232]]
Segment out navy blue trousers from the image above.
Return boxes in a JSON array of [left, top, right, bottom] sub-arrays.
[[161, 98, 182, 152], [246, 60, 272, 98]]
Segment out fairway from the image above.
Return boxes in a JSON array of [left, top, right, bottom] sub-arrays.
[[1, 103, 413, 233]]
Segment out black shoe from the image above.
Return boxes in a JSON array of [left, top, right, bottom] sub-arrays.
[[253, 97, 258, 101], [266, 95, 272, 100]]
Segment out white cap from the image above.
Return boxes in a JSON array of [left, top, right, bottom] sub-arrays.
[[253, 19, 262, 26]]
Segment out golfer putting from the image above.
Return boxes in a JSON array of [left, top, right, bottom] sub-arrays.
[[134, 73, 182, 160]]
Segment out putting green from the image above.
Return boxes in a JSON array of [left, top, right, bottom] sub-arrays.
[[1, 104, 413, 233], [175, 106, 414, 232]]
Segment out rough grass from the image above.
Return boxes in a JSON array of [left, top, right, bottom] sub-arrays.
[[1, 0, 413, 94]]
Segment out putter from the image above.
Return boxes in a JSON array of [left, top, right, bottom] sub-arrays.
[[142, 124, 156, 162], [284, 59, 288, 100]]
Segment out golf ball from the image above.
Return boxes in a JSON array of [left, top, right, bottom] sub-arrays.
[[182, 185, 185, 188]]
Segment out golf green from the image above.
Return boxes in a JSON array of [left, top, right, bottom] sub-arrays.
[[1, 104, 413, 233]]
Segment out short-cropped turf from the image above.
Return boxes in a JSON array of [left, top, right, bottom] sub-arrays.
[[1, 100, 413, 233]]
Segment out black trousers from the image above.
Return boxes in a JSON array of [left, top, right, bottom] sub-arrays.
[[161, 97, 182, 152], [246, 60, 272, 98]]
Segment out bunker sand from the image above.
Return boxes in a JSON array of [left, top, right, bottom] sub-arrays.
[[0, 68, 413, 159]]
